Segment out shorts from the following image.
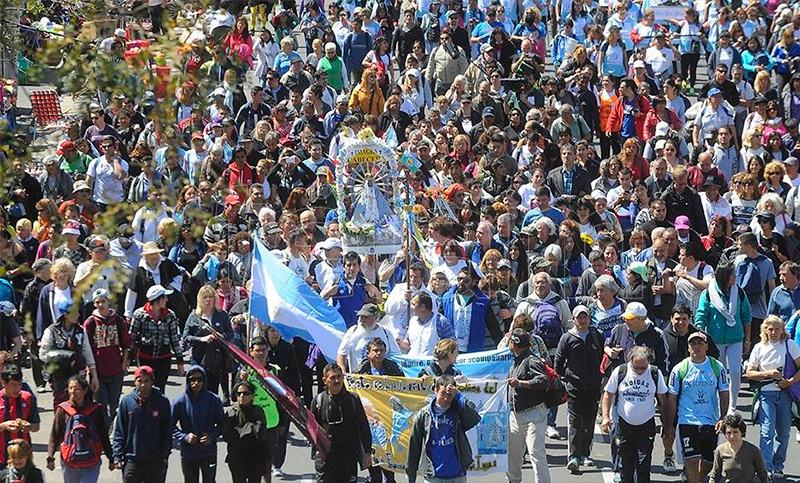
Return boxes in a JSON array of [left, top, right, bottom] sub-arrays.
[[679, 424, 717, 463]]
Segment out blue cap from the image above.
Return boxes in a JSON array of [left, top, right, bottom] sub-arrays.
[[707, 87, 722, 97], [482, 106, 495, 117]]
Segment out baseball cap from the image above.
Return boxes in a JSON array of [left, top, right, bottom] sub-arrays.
[[655, 121, 670, 137], [317, 237, 343, 251], [146, 284, 173, 302], [92, 288, 110, 301], [621, 302, 648, 320], [263, 221, 282, 235], [482, 106, 495, 117], [784, 156, 799, 166], [497, 259, 512, 270], [633, 60, 646, 69], [56, 140, 76, 155], [225, 194, 243, 205], [628, 261, 649, 282], [655, 139, 667, 151], [704, 174, 724, 188], [446, 10, 458, 17], [336, 94, 349, 104], [62, 220, 81, 236], [43, 155, 59, 166], [510, 330, 530, 346], [88, 238, 108, 251], [480, 43, 495, 53], [406, 68, 419, 79], [356, 303, 380, 317], [675, 215, 691, 230], [134, 365, 155, 380], [520, 224, 538, 237], [707, 87, 722, 97], [115, 28, 127, 37], [687, 331, 708, 343], [572, 304, 590, 317], [756, 210, 775, 223]]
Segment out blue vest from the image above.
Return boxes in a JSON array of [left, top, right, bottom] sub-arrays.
[[440, 286, 490, 353], [335, 273, 368, 328]]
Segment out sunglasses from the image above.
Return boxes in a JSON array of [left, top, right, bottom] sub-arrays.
[[237, 390, 253, 396]]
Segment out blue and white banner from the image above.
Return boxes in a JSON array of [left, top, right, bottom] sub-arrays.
[[390, 348, 514, 380]]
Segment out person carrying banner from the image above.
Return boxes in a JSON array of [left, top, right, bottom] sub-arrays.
[[506, 328, 552, 483], [406, 373, 482, 483], [312, 364, 372, 483]]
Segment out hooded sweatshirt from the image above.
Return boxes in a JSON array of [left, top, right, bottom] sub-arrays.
[[84, 309, 131, 377], [171, 366, 225, 460], [113, 386, 172, 463]]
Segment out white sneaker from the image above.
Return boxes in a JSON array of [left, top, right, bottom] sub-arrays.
[[796, 431, 800, 443], [663, 455, 677, 473], [581, 457, 595, 467], [271, 467, 285, 478], [546, 425, 561, 439]]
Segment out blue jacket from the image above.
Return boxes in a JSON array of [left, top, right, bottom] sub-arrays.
[[113, 387, 172, 463], [440, 286, 501, 353], [171, 366, 225, 460], [343, 32, 372, 72], [334, 272, 369, 328]]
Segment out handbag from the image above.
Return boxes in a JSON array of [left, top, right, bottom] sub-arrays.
[[782, 340, 800, 402]]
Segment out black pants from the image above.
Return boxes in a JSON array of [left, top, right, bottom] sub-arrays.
[[273, 419, 290, 469], [567, 385, 601, 460], [140, 356, 171, 393], [227, 452, 266, 483], [599, 130, 620, 160], [617, 417, 656, 483], [181, 456, 217, 483], [149, 4, 163, 34], [368, 466, 395, 483], [123, 459, 167, 483], [680, 53, 700, 87], [28, 336, 45, 388], [315, 457, 358, 483]]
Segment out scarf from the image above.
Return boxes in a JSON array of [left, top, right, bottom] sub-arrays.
[[217, 287, 238, 311], [707, 279, 738, 327]]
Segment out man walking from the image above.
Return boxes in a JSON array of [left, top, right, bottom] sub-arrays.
[[506, 329, 551, 483], [171, 366, 225, 483], [601, 346, 671, 482], [667, 332, 729, 483], [406, 374, 482, 483], [113, 366, 173, 483]]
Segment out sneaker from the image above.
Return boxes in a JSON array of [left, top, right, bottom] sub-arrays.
[[663, 455, 677, 473], [567, 457, 580, 474], [796, 430, 800, 443], [614, 472, 621, 483], [773, 469, 784, 479], [36, 384, 48, 394], [581, 457, 595, 467], [546, 425, 561, 439], [272, 467, 285, 478]]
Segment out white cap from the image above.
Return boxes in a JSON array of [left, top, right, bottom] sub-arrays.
[[146, 284, 174, 302], [633, 60, 646, 69], [655, 139, 667, 150], [622, 302, 648, 320], [317, 237, 343, 251], [655, 121, 670, 137], [591, 189, 607, 201], [406, 68, 419, 79], [115, 28, 127, 37]]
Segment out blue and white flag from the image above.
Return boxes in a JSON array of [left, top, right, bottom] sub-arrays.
[[390, 348, 514, 379], [383, 123, 398, 148], [250, 237, 346, 361]]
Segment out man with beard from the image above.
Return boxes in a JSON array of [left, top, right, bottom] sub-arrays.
[[426, 28, 468, 96]]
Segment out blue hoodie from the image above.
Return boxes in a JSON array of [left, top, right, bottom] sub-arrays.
[[113, 386, 172, 463], [171, 366, 225, 460]]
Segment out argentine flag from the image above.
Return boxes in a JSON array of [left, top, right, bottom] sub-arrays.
[[250, 237, 346, 361]]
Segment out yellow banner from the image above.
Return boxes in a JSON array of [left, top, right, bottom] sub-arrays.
[[344, 374, 509, 475]]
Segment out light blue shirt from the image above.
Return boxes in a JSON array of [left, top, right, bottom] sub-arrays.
[[668, 357, 729, 426]]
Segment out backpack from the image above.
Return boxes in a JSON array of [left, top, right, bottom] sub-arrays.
[[613, 363, 660, 405], [424, 14, 441, 43], [59, 402, 103, 469], [527, 296, 564, 350], [735, 256, 763, 298]]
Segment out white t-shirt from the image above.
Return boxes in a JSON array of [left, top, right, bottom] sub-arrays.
[[605, 362, 669, 426], [644, 46, 675, 75], [284, 250, 310, 280], [337, 324, 401, 371], [406, 313, 446, 356], [675, 261, 714, 310], [748, 339, 800, 391], [87, 156, 129, 204]]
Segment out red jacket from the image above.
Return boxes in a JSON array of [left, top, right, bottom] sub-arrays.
[[642, 109, 683, 141], [606, 94, 651, 140]]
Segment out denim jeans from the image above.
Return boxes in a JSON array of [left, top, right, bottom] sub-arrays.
[[759, 389, 793, 473], [62, 461, 101, 483], [96, 371, 125, 425]]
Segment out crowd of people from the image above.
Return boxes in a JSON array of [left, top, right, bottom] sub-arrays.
[[3, 0, 800, 481]]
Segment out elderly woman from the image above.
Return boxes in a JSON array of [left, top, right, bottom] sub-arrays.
[[124, 241, 186, 320], [696, 263, 752, 415], [745, 315, 800, 478], [750, 192, 791, 234], [535, 217, 558, 247], [588, 274, 626, 339], [35, 257, 75, 339], [709, 413, 769, 483]]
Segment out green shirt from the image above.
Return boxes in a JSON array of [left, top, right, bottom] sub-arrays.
[[247, 367, 281, 428], [60, 153, 92, 174]]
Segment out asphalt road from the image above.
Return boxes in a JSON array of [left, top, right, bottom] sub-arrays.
[[23, 364, 800, 483]]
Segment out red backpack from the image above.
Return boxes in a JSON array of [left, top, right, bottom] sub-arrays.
[[59, 402, 103, 469]]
